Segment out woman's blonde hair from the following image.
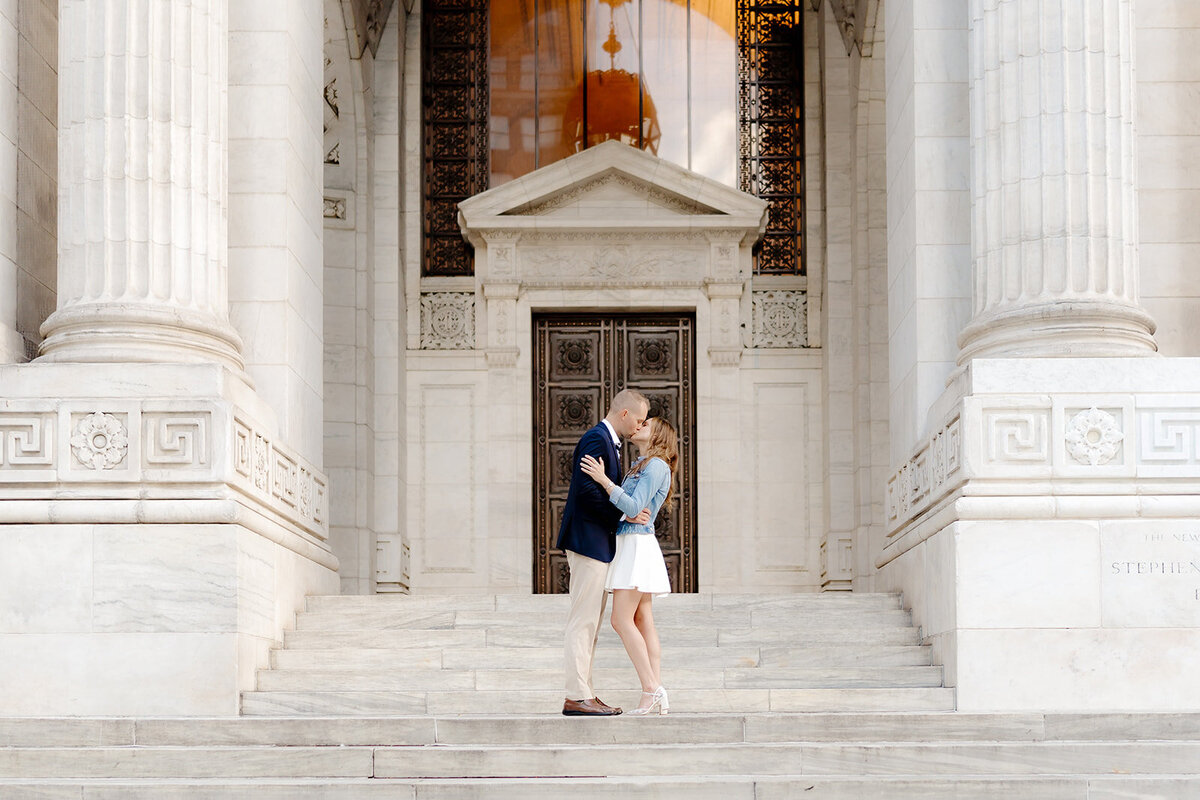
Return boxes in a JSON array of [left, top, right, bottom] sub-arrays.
[[629, 417, 678, 505]]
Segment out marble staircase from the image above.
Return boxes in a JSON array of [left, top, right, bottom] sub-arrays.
[[241, 592, 953, 715], [3, 593, 1199, 797]]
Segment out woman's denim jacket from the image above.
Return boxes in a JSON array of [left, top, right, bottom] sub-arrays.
[[607, 456, 670, 535]]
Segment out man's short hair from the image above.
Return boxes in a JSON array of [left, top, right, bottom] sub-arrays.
[[609, 388, 649, 416]]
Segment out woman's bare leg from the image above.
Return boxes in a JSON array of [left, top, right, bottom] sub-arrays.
[[633, 593, 661, 689], [610, 589, 657, 695]]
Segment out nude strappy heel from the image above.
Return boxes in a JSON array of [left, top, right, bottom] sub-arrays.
[[628, 686, 669, 716]]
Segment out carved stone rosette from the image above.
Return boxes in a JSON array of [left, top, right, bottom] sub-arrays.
[[752, 291, 807, 348], [420, 293, 476, 350]]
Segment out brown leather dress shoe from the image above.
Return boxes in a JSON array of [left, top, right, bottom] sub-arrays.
[[591, 697, 622, 714], [562, 697, 622, 716]]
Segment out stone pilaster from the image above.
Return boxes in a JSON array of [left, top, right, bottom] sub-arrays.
[[39, 0, 243, 371], [957, 0, 1156, 362]]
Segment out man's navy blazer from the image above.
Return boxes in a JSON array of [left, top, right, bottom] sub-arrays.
[[556, 422, 624, 563]]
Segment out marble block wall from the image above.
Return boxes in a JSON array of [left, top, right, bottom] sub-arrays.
[[1136, 1, 1200, 358], [0, 522, 336, 715], [0, 363, 339, 715], [883, 0, 971, 464], [881, 358, 1200, 711], [228, 0, 326, 466]]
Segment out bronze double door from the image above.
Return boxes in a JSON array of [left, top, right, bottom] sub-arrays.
[[533, 313, 697, 594]]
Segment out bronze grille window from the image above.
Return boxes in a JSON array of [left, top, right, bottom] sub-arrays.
[[422, 0, 489, 277], [737, 0, 805, 276]]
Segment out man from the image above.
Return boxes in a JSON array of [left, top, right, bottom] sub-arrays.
[[558, 388, 651, 717]]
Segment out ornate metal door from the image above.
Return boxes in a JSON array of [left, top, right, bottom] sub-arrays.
[[534, 313, 696, 594]]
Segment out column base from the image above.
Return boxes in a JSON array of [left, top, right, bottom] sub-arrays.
[[882, 357, 1200, 712], [957, 301, 1158, 363], [0, 362, 337, 716], [38, 302, 246, 375]]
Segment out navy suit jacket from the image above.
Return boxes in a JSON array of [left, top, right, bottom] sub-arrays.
[[555, 422, 624, 563]]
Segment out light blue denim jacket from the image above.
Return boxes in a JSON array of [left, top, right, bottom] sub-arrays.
[[607, 456, 670, 535]]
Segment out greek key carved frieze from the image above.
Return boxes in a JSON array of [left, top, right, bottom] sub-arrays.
[[752, 290, 807, 348], [420, 292, 476, 350], [232, 414, 328, 537], [1137, 409, 1200, 465], [0, 415, 54, 469], [985, 409, 1050, 464], [887, 415, 963, 531], [143, 414, 210, 468]]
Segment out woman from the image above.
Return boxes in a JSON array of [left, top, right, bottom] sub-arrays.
[[580, 416, 678, 716]]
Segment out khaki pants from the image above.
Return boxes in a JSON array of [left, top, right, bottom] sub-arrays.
[[563, 550, 609, 700]]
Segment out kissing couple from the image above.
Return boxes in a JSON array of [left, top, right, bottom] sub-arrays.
[[557, 388, 677, 717]]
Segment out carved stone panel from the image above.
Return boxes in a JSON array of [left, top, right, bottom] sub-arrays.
[[420, 292, 475, 349], [752, 290, 808, 348]]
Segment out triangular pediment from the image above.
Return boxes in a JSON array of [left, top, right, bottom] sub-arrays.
[[505, 170, 723, 218], [458, 140, 767, 235]]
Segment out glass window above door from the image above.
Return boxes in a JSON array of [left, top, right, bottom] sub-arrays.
[[489, 0, 737, 187]]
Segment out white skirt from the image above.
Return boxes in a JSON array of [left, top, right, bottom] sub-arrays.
[[605, 533, 672, 596]]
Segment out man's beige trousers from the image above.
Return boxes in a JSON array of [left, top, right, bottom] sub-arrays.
[[563, 550, 609, 700]]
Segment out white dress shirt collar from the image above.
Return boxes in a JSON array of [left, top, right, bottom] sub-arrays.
[[600, 419, 620, 449]]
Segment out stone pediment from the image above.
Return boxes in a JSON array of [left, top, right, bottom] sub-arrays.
[[458, 140, 767, 242], [505, 171, 723, 218]]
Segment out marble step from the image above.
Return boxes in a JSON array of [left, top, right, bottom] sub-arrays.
[[281, 624, 922, 649], [254, 665, 945, 692], [304, 592, 905, 613], [269, 643, 933, 670], [4, 712, 1200, 748], [240, 687, 958, 715], [292, 608, 915, 631], [3, 776, 1197, 800], [4, 741, 1199, 780]]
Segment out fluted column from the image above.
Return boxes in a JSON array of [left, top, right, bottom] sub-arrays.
[[957, 0, 1157, 362], [39, 0, 243, 370]]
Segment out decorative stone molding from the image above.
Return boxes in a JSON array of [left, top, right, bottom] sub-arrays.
[[70, 412, 129, 471], [512, 173, 720, 217], [1065, 407, 1125, 467], [752, 291, 807, 348], [708, 347, 743, 367], [524, 245, 697, 283], [887, 414, 963, 531], [887, 392, 1200, 538], [1137, 408, 1200, 473], [420, 293, 476, 350], [0, 400, 327, 541], [0, 414, 54, 470], [323, 196, 347, 220]]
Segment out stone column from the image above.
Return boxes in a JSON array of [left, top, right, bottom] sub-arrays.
[[957, 0, 1157, 362], [38, 0, 243, 371], [0, 5, 20, 363]]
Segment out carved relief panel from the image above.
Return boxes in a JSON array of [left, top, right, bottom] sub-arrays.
[[534, 314, 697, 594]]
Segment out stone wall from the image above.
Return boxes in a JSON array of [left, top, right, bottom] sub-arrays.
[[1137, 1, 1200, 357]]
